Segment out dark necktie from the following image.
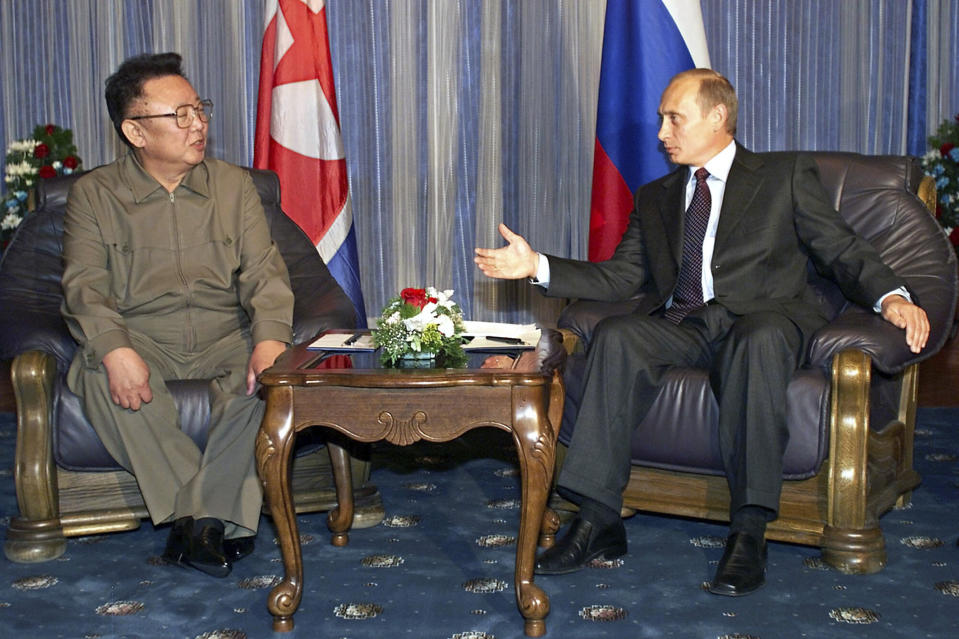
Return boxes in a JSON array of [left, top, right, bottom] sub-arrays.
[[664, 167, 711, 324]]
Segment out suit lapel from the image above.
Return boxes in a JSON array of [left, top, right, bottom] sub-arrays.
[[656, 169, 687, 270], [715, 145, 765, 252]]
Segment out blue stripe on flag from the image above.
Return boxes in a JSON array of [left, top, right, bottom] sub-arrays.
[[596, 0, 697, 192], [326, 225, 368, 328]]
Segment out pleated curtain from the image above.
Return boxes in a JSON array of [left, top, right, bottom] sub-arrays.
[[1, 0, 957, 324]]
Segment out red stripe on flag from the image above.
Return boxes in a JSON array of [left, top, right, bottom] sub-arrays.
[[265, 143, 348, 245], [273, 0, 341, 124], [253, 14, 278, 168], [588, 139, 633, 263]]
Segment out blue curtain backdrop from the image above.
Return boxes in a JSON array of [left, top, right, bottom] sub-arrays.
[[1, 0, 958, 325]]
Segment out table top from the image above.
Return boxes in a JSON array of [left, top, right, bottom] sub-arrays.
[[260, 329, 566, 389]]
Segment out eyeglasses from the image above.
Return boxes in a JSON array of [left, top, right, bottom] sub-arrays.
[[127, 99, 213, 128]]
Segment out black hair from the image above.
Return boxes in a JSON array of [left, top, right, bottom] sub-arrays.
[[104, 52, 186, 148]]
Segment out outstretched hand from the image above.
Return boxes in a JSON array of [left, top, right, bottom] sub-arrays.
[[474, 223, 539, 280], [880, 294, 930, 354]]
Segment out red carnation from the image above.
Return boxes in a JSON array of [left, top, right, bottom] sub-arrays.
[[949, 227, 959, 247], [941, 142, 956, 158], [45, 124, 56, 135], [954, 112, 959, 123], [34, 143, 50, 159], [64, 156, 79, 169], [38, 165, 57, 178], [400, 288, 428, 309]]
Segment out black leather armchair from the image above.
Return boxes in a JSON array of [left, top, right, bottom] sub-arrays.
[[0, 168, 381, 563], [556, 153, 957, 573]]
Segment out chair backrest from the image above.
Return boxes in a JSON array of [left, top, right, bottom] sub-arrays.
[[807, 152, 957, 358], [0, 166, 355, 368]]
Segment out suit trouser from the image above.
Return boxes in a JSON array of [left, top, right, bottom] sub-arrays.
[[67, 329, 264, 539], [557, 304, 804, 519]]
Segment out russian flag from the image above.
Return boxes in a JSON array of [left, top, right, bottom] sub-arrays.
[[588, 0, 711, 262], [254, 0, 367, 325]]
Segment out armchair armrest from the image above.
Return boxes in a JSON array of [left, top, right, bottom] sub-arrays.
[[806, 306, 923, 375], [0, 307, 76, 373]]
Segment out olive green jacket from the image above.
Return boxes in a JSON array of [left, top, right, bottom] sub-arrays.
[[61, 153, 294, 367]]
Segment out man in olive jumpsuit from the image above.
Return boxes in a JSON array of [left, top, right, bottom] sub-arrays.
[[61, 53, 294, 577]]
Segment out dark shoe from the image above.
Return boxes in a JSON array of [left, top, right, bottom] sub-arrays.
[[161, 516, 194, 565], [187, 519, 231, 578], [534, 516, 627, 575], [707, 531, 767, 596], [223, 535, 255, 563]]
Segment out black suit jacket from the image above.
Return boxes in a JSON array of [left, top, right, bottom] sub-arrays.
[[545, 145, 906, 339]]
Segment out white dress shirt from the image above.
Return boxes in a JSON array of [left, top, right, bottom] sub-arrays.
[[533, 140, 906, 312]]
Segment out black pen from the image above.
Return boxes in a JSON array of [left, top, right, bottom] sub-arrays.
[[344, 332, 364, 346], [484, 335, 524, 345]]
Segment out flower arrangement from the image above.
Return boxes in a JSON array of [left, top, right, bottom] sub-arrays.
[[921, 111, 959, 249], [372, 287, 467, 368], [2, 124, 82, 247]]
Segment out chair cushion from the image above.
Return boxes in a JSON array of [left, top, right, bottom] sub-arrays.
[[55, 380, 211, 471], [559, 354, 830, 479]]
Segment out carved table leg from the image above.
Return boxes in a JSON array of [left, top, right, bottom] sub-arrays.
[[510, 385, 556, 638], [539, 508, 560, 549], [326, 441, 355, 547], [256, 386, 301, 632]]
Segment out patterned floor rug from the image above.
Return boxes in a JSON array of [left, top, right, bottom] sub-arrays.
[[1, 408, 958, 638]]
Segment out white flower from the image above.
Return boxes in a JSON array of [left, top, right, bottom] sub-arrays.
[[923, 149, 942, 162], [1, 212, 23, 230], [434, 314, 455, 337], [385, 311, 401, 325], [403, 310, 431, 333], [7, 139, 37, 154], [6, 161, 35, 177]]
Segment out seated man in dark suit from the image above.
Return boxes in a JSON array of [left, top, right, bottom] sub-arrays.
[[61, 53, 294, 577], [474, 68, 928, 596]]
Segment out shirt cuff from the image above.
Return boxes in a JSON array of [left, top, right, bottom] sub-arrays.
[[874, 287, 911, 313], [529, 253, 550, 288], [84, 329, 134, 368], [251, 319, 294, 346]]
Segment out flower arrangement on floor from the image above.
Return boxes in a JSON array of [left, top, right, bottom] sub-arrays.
[[372, 287, 467, 368], [2, 124, 82, 248], [921, 111, 959, 250]]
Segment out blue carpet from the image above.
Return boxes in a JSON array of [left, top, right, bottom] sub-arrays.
[[1, 409, 958, 638]]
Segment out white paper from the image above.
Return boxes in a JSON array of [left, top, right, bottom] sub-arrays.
[[307, 332, 376, 351], [461, 321, 540, 350]]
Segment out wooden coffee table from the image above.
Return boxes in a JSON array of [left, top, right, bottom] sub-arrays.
[[255, 332, 565, 637]]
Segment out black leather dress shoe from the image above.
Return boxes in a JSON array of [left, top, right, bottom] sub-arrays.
[[163, 517, 231, 578], [223, 536, 255, 563], [187, 519, 231, 578], [707, 531, 767, 596], [534, 516, 627, 575], [161, 516, 193, 565]]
